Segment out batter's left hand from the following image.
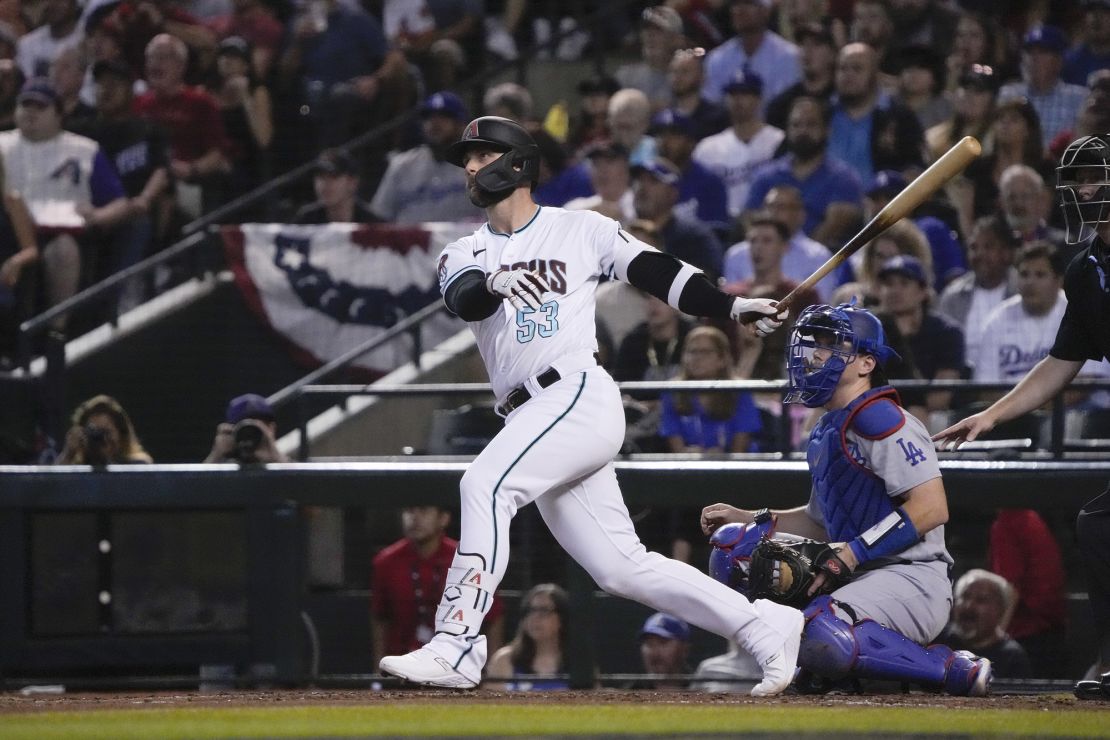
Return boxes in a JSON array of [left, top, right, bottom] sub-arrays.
[[486, 268, 551, 311], [730, 297, 786, 338]]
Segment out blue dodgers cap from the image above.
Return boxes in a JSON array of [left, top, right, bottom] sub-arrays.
[[650, 107, 696, 137], [421, 91, 469, 121], [723, 68, 763, 96], [878, 255, 928, 286], [639, 612, 690, 642], [226, 393, 275, 424], [17, 77, 61, 110], [866, 169, 906, 197], [1023, 25, 1068, 54], [631, 157, 682, 186]]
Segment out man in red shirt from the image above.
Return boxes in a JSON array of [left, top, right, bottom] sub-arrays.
[[133, 33, 228, 216], [989, 508, 1067, 677], [371, 506, 503, 667]]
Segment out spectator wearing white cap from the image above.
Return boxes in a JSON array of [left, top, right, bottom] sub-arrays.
[[617, 6, 687, 112], [998, 26, 1087, 150], [370, 91, 480, 223], [701, 0, 801, 114], [693, 69, 783, 220]]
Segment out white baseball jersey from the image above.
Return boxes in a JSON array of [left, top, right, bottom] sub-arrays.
[[692, 125, 784, 217], [438, 206, 653, 399], [0, 130, 106, 226]]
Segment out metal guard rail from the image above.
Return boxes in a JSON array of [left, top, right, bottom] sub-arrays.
[[280, 377, 1110, 461]]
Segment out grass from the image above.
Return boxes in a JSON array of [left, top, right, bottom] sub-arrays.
[[3, 702, 1110, 739]]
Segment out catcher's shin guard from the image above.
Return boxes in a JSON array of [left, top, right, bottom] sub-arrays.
[[798, 596, 992, 695]]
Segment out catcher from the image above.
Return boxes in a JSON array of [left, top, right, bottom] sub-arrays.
[[702, 303, 993, 695]]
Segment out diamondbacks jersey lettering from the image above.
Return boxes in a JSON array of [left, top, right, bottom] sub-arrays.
[[438, 206, 653, 399]]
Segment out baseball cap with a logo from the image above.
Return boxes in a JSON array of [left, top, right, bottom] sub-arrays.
[[1023, 25, 1068, 54], [639, 612, 691, 642], [632, 158, 682, 186], [421, 91, 469, 121], [723, 68, 764, 96], [878, 255, 928, 286]]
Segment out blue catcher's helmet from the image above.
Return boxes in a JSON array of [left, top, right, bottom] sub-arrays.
[[784, 303, 900, 408], [707, 515, 777, 597]]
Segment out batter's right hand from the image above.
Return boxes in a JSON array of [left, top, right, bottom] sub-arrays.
[[730, 297, 786, 338], [931, 411, 995, 451], [486, 269, 551, 311]]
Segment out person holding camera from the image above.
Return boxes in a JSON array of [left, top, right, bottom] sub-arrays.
[[204, 393, 288, 464], [57, 394, 152, 465]]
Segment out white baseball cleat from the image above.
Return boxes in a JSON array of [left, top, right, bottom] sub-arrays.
[[749, 601, 805, 697], [379, 646, 479, 689]]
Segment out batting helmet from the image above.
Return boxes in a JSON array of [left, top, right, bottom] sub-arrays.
[[1056, 134, 1110, 244], [784, 303, 900, 408], [445, 116, 540, 194]]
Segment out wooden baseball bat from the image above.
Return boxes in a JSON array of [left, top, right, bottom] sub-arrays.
[[746, 135, 982, 321]]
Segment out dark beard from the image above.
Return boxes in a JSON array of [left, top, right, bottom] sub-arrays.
[[467, 180, 513, 208], [790, 136, 825, 161]]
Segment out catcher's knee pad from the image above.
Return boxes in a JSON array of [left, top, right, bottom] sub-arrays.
[[799, 596, 988, 693]]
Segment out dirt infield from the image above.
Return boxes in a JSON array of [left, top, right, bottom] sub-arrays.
[[0, 688, 1101, 715]]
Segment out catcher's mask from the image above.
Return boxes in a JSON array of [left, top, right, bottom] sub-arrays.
[[1057, 134, 1110, 245], [708, 516, 776, 596], [445, 116, 540, 204], [784, 303, 899, 408]]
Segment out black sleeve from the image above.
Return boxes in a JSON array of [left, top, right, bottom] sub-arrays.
[[625, 250, 734, 319], [444, 268, 501, 321]]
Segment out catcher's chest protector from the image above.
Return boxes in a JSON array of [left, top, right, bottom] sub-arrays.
[[808, 387, 899, 542]]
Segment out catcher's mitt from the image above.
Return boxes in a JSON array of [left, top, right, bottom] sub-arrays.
[[748, 540, 853, 608]]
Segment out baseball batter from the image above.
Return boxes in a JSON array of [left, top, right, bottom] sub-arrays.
[[703, 304, 992, 695], [379, 116, 804, 695]]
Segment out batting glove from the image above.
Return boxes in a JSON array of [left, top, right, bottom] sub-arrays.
[[730, 297, 785, 338], [485, 269, 551, 311]]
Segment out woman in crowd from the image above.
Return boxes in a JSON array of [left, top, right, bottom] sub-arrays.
[[660, 325, 761, 454], [212, 36, 272, 209], [831, 220, 934, 308], [57, 394, 152, 464], [486, 583, 572, 691]]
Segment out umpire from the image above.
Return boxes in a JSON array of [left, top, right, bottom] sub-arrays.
[[934, 134, 1110, 699]]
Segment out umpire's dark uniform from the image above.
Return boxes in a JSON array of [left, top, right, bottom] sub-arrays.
[[1052, 239, 1110, 696]]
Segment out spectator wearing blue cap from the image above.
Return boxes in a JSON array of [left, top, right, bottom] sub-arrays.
[[666, 47, 728, 142], [651, 107, 729, 231], [204, 392, 288, 464], [632, 157, 724, 279], [638, 612, 691, 688], [693, 69, 784, 219], [828, 42, 925, 187], [369, 91, 481, 224], [701, 0, 801, 115], [1063, 0, 1110, 87], [998, 25, 1087, 149], [876, 253, 966, 414], [765, 21, 837, 131]]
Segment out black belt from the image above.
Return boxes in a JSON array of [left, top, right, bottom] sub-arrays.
[[496, 367, 562, 417]]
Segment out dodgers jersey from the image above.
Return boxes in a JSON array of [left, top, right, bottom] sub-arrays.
[[437, 206, 655, 400]]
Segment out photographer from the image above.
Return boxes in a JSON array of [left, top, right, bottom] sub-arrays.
[[204, 393, 288, 464], [57, 394, 152, 465]]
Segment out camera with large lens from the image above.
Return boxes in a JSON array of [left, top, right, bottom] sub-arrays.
[[83, 424, 110, 465], [232, 419, 266, 463]]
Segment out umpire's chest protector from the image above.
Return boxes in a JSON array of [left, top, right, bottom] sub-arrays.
[[807, 387, 902, 543]]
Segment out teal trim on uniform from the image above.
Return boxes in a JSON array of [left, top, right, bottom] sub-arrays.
[[486, 206, 542, 236], [453, 370, 587, 672], [489, 370, 585, 574], [485, 222, 511, 238]]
